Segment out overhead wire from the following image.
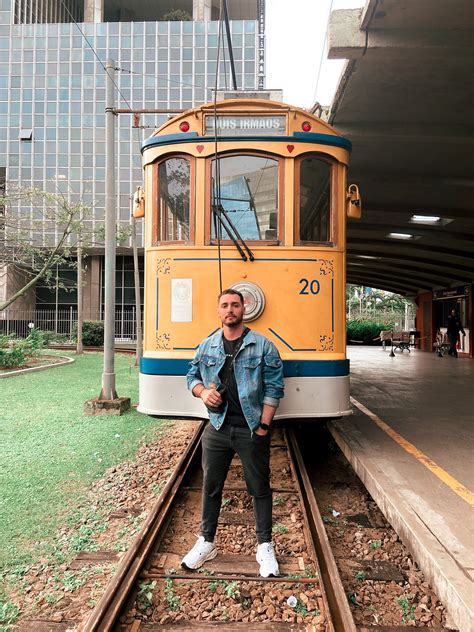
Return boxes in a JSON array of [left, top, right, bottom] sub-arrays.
[[312, 0, 335, 104], [58, 0, 146, 215], [213, 0, 225, 294]]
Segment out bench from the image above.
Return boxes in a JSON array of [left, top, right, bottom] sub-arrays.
[[380, 330, 411, 352]]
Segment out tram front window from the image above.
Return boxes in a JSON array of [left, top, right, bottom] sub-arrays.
[[298, 157, 331, 244], [211, 155, 279, 242], [156, 157, 191, 243]]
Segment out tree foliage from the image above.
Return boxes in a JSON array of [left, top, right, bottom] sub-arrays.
[[0, 185, 132, 312], [346, 284, 414, 329], [0, 187, 90, 311], [162, 9, 192, 21]]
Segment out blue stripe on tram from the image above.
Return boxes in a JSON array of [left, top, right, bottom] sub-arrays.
[[140, 357, 349, 377]]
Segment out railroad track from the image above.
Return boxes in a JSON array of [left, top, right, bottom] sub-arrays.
[[81, 422, 355, 632]]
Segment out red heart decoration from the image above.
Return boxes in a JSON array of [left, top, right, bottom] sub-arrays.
[[196, 145, 204, 153], [287, 145, 295, 153]]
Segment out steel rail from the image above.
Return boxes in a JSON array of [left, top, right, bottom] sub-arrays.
[[82, 421, 206, 632], [286, 428, 357, 632], [82, 423, 356, 631]]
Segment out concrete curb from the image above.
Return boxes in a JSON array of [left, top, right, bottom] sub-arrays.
[[0, 355, 75, 379], [328, 418, 472, 632]]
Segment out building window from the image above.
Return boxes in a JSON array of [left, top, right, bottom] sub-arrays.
[[100, 255, 144, 314], [35, 262, 77, 310], [296, 156, 333, 244], [154, 156, 193, 244], [210, 154, 280, 243]]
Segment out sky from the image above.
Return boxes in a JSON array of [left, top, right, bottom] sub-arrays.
[[265, 0, 365, 108]]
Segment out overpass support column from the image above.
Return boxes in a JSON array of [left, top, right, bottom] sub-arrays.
[[193, 0, 212, 21], [83, 0, 103, 22]]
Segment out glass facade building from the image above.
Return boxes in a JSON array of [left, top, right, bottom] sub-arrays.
[[0, 0, 264, 316]]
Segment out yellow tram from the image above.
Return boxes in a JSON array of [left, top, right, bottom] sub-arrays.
[[134, 98, 361, 419]]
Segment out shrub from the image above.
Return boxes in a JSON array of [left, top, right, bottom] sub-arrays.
[[0, 328, 46, 369], [80, 320, 104, 346], [162, 9, 191, 20], [0, 333, 14, 349], [347, 319, 389, 344], [41, 331, 69, 345], [23, 327, 45, 355], [0, 343, 27, 369]]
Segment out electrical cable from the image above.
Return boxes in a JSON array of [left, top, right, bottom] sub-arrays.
[[58, 0, 132, 110], [213, 0, 225, 294], [313, 0, 334, 104]]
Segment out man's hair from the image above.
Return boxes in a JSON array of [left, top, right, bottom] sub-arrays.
[[218, 288, 244, 305]]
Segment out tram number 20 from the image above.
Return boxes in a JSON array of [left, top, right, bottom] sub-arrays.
[[299, 278, 320, 295]]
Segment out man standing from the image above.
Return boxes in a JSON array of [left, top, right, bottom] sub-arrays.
[[447, 308, 466, 357], [182, 288, 284, 577]]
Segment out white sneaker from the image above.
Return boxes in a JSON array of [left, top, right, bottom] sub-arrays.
[[256, 541, 279, 577], [181, 536, 217, 570]]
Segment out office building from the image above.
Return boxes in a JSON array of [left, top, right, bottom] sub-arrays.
[[0, 0, 265, 329]]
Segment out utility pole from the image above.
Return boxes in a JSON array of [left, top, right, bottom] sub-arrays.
[[100, 58, 117, 400], [85, 59, 130, 415], [76, 203, 83, 354]]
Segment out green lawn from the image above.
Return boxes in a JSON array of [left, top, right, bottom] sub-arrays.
[[0, 352, 165, 571]]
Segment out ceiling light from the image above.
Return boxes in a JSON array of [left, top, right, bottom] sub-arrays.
[[388, 232, 413, 239], [354, 255, 379, 259], [411, 215, 441, 223]]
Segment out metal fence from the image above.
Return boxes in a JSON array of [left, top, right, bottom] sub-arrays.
[[0, 308, 140, 343]]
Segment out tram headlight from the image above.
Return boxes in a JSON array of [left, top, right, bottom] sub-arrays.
[[231, 282, 266, 322]]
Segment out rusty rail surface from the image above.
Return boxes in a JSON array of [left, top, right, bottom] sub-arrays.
[[286, 428, 357, 632], [82, 423, 356, 631], [82, 421, 206, 632]]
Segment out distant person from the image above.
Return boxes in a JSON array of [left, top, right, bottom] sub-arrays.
[[182, 288, 284, 577], [446, 309, 466, 357]]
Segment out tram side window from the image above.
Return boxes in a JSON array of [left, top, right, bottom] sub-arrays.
[[298, 157, 331, 243], [211, 155, 279, 242], [156, 157, 191, 243]]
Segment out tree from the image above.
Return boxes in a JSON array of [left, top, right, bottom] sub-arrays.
[[346, 284, 415, 329], [0, 186, 90, 312]]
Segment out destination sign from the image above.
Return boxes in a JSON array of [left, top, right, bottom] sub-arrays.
[[205, 115, 286, 136]]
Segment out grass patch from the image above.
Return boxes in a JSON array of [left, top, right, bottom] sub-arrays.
[[0, 352, 166, 572]]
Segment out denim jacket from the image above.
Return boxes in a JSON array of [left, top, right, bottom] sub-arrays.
[[187, 329, 284, 432]]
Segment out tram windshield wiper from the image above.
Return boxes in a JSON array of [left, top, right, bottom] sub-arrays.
[[213, 203, 255, 262]]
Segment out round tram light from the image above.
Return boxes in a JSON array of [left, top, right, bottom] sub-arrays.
[[231, 281, 266, 322], [301, 121, 312, 132], [179, 121, 190, 132]]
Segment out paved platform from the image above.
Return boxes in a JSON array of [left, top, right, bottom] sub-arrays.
[[328, 347, 473, 632]]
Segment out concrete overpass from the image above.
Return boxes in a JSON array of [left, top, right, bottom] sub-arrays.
[[327, 0, 474, 297]]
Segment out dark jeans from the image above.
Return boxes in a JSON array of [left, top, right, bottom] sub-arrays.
[[201, 422, 272, 544], [448, 332, 458, 356]]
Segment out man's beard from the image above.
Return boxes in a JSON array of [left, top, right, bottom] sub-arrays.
[[223, 314, 243, 327]]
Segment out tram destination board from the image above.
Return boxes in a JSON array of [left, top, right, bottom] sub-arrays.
[[204, 114, 286, 135]]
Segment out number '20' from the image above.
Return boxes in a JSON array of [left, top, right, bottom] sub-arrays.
[[299, 278, 320, 295]]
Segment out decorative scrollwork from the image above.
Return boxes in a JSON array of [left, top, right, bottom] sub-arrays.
[[157, 258, 171, 275], [316, 258, 334, 277], [155, 333, 171, 350], [318, 334, 334, 351]]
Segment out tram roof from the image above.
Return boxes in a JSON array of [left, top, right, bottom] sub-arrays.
[[327, 0, 474, 297], [142, 98, 351, 153]]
